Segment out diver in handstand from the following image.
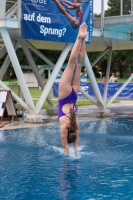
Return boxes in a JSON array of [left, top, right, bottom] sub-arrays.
[[53, 0, 87, 29], [58, 22, 87, 156]]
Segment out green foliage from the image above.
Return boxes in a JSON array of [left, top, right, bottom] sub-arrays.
[[6, 0, 17, 12], [92, 0, 133, 78], [2, 0, 133, 80], [105, 0, 131, 16]]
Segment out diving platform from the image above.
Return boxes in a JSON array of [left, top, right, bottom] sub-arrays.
[[1, 14, 133, 51], [0, 0, 133, 120]]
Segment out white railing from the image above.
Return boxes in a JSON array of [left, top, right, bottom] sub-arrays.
[[0, 0, 21, 20], [0, 0, 133, 30], [131, 0, 133, 14], [99, 0, 133, 31]]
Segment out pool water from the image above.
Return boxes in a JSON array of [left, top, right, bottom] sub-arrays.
[[1, 117, 133, 200]]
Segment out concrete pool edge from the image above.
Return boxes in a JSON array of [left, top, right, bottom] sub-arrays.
[[1, 100, 133, 130]]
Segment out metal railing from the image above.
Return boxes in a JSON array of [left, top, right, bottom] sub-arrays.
[[0, 0, 21, 20], [96, 0, 133, 32], [0, 0, 132, 31]]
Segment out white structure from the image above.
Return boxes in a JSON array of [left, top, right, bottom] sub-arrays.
[[23, 72, 38, 88], [0, 0, 133, 119]]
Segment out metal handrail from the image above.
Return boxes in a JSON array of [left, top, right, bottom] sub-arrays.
[[5, 2, 18, 18], [7, 1, 16, 3], [100, 0, 132, 30], [0, 0, 132, 30]]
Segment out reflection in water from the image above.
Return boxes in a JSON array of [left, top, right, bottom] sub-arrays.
[[1, 117, 133, 199], [57, 159, 79, 200]]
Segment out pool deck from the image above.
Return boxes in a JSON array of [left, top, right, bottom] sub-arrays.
[[1, 100, 133, 130]]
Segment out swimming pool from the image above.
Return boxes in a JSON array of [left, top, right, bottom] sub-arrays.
[[1, 117, 133, 200]]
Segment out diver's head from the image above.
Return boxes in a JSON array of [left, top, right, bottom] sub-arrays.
[[67, 128, 76, 144], [67, 108, 78, 143]]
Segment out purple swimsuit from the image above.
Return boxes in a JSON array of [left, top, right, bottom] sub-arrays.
[[58, 88, 78, 119]]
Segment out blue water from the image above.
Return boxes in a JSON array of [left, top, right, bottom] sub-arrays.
[[1, 117, 133, 200]]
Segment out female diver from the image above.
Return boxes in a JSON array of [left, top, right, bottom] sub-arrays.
[[58, 22, 87, 156], [53, 0, 88, 29]]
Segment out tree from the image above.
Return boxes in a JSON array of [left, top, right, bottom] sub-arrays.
[[91, 0, 132, 78], [6, 0, 17, 12], [105, 0, 131, 16]]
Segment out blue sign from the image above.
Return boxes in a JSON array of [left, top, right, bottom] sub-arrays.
[[21, 0, 93, 43], [53, 82, 133, 99]]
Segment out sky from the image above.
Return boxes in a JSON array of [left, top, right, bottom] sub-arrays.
[[93, 0, 108, 14]]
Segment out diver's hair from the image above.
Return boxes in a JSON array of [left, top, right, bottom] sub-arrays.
[[69, 107, 78, 131], [67, 108, 78, 144]]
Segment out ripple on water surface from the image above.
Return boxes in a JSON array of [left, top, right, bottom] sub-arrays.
[[1, 117, 133, 200]]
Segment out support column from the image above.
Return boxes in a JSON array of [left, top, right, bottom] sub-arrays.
[[81, 47, 109, 78], [0, 40, 20, 80], [35, 43, 72, 114], [0, 28, 35, 111], [17, 0, 21, 22], [84, 53, 104, 108], [106, 75, 133, 108], [0, 0, 6, 18], [23, 40, 63, 75], [0, 46, 7, 59], [131, 0, 133, 14], [103, 48, 112, 103], [21, 41, 53, 107], [0, 80, 29, 110], [48, 69, 51, 78], [24, 41, 94, 102], [120, 0, 123, 15], [101, 0, 104, 35], [79, 87, 98, 106]]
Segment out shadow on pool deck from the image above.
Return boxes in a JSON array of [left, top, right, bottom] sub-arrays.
[[1, 100, 133, 130]]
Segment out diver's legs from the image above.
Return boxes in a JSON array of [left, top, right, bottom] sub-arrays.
[[58, 23, 87, 99]]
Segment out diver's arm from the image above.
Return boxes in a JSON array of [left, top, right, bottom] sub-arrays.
[[61, 1, 74, 9], [60, 125, 69, 156], [73, 127, 80, 154], [63, 0, 73, 5]]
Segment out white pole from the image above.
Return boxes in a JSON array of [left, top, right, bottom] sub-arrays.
[[0, 46, 7, 59], [80, 47, 109, 79], [131, 0, 133, 14], [0, 80, 29, 110], [0, 40, 20, 80], [101, 0, 104, 35], [21, 41, 53, 107], [0, 28, 35, 111], [24, 40, 96, 104], [35, 43, 72, 113], [106, 75, 133, 108], [103, 48, 112, 103], [84, 53, 104, 107], [120, 0, 123, 15], [0, 0, 6, 18]]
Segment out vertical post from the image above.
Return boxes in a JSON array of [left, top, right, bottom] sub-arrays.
[[21, 41, 53, 107], [84, 53, 104, 107], [103, 48, 112, 104], [0, 40, 20, 80], [120, 0, 123, 15], [48, 69, 51, 78], [106, 75, 133, 108], [0, 28, 35, 111], [101, 0, 104, 31], [0, 0, 6, 18], [17, 84, 21, 116], [131, 0, 133, 14], [22, 94, 25, 121], [17, 0, 21, 24], [35, 43, 72, 113]]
